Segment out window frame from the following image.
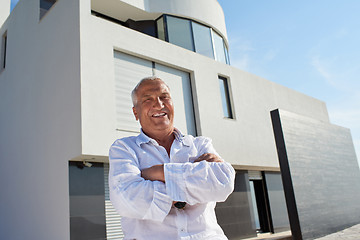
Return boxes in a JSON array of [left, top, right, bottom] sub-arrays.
[[164, 15, 195, 52], [218, 76, 235, 119], [1, 31, 7, 71]]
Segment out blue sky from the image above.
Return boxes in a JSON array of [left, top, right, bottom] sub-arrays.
[[10, 0, 359, 166], [218, 0, 360, 166], [10, 0, 18, 10]]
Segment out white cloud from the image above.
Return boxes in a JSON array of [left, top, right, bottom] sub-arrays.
[[310, 53, 360, 168], [328, 101, 360, 169], [263, 49, 277, 62], [330, 107, 360, 138], [335, 28, 348, 39], [228, 37, 278, 73], [311, 55, 336, 86], [228, 36, 255, 52], [310, 54, 360, 94], [228, 36, 255, 71], [231, 54, 250, 71]]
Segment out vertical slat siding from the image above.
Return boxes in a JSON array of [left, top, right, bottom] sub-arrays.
[[104, 163, 124, 239]]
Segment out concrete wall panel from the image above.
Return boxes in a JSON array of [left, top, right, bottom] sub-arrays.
[[0, 0, 81, 239], [271, 109, 360, 239]]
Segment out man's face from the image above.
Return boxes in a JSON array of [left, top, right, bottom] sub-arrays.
[[133, 79, 174, 136]]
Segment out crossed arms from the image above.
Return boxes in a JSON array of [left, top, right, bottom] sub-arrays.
[[109, 137, 235, 222], [141, 153, 224, 182]]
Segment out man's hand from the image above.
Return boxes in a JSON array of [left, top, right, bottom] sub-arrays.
[[141, 153, 222, 184], [141, 164, 165, 183], [194, 153, 224, 163]]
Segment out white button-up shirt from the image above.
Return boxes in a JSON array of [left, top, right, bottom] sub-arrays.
[[109, 129, 235, 240]]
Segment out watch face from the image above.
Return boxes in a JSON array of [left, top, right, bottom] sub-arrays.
[[174, 201, 186, 209]]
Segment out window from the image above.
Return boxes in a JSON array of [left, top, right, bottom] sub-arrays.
[[219, 76, 234, 119], [40, 0, 57, 19], [192, 22, 214, 59], [1, 31, 7, 70], [213, 31, 227, 64], [166, 16, 194, 52], [156, 15, 230, 64], [113, 51, 197, 136], [224, 41, 230, 64]]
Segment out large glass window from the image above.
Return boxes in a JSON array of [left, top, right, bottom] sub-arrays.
[[219, 76, 234, 119], [213, 31, 227, 64], [166, 16, 194, 52], [192, 22, 214, 59], [155, 15, 230, 64]]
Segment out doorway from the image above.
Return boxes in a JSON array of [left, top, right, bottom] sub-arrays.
[[249, 171, 274, 234]]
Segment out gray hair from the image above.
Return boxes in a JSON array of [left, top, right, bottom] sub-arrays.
[[131, 76, 170, 106]]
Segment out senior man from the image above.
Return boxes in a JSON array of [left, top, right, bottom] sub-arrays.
[[109, 76, 235, 240]]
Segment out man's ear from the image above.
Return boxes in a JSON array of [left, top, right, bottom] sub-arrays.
[[132, 107, 139, 121]]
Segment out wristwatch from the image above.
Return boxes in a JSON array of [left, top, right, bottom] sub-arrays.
[[174, 201, 186, 209]]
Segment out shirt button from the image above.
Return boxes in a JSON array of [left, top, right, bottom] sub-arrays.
[[180, 229, 185, 232]]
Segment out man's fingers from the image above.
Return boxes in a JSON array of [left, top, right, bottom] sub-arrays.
[[194, 153, 223, 163], [194, 153, 209, 162], [141, 164, 165, 182]]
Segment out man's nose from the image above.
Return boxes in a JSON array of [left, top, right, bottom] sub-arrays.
[[153, 97, 164, 109]]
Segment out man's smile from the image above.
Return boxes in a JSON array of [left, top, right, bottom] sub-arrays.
[[152, 112, 167, 118]]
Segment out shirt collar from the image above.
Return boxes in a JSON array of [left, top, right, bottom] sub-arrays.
[[173, 128, 191, 147], [135, 128, 191, 147], [135, 129, 154, 147]]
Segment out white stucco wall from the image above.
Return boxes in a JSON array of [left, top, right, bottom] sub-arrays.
[[79, 0, 328, 169], [0, 0, 81, 239], [0, 0, 10, 26]]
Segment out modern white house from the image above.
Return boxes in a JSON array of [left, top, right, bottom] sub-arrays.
[[1, 0, 359, 240]]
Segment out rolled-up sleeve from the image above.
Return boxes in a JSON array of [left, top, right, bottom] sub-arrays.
[[109, 140, 173, 222], [163, 137, 235, 205]]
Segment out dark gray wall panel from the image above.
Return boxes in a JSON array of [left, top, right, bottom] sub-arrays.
[[69, 162, 106, 240], [271, 109, 360, 240], [264, 172, 290, 233], [216, 171, 257, 239]]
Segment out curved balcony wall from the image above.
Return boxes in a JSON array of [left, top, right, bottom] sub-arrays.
[[91, 0, 230, 64], [92, 0, 227, 45]]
